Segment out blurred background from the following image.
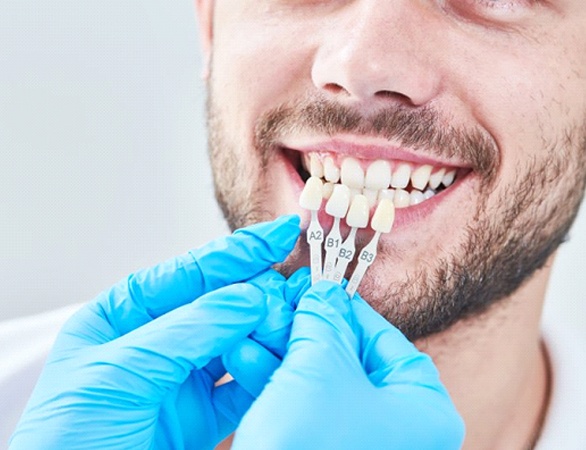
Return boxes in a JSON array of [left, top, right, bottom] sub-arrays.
[[0, 1, 584, 333]]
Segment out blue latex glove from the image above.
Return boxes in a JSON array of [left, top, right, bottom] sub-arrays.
[[228, 280, 466, 450], [8, 215, 301, 450], [223, 267, 310, 397]]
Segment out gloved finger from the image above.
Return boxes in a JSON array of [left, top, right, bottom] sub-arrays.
[[84, 283, 269, 403], [248, 272, 293, 358], [282, 281, 362, 380], [222, 338, 281, 397], [244, 267, 309, 359], [284, 267, 311, 308], [60, 215, 300, 345], [213, 380, 256, 441], [351, 296, 442, 388]]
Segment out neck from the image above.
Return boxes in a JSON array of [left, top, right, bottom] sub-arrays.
[[415, 258, 553, 450]]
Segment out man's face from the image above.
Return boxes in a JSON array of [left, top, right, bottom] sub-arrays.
[[199, 1, 586, 340]]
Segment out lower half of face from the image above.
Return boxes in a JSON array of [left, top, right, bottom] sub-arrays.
[[206, 81, 586, 341]]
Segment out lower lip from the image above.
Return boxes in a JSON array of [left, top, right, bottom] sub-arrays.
[[279, 148, 471, 232]]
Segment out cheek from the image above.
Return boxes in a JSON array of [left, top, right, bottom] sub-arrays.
[[211, 16, 316, 143], [455, 38, 585, 184]]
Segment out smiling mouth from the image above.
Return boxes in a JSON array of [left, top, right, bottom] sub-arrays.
[[285, 148, 471, 210]]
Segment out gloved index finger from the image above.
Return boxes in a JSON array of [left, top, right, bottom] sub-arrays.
[[61, 215, 300, 343], [139, 215, 300, 319]]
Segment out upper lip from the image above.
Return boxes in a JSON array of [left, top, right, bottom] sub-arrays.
[[280, 135, 470, 168]]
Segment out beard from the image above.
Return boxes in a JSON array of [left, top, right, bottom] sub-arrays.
[[206, 87, 586, 341]]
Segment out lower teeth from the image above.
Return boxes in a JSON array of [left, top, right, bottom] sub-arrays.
[[315, 178, 442, 209]]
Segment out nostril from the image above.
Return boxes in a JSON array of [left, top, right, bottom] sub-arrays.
[[323, 83, 348, 95], [375, 89, 412, 104]]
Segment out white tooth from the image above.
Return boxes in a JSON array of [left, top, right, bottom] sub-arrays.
[[325, 184, 351, 218], [341, 157, 365, 189], [429, 168, 446, 190], [393, 189, 410, 208], [346, 194, 370, 228], [309, 153, 324, 178], [299, 176, 323, 211], [409, 190, 425, 206], [442, 169, 456, 187], [364, 160, 391, 190], [324, 156, 340, 183], [423, 189, 435, 200], [350, 187, 361, 199], [378, 189, 395, 202], [322, 182, 335, 200], [390, 163, 411, 189], [371, 198, 395, 233], [301, 153, 311, 173], [411, 164, 433, 191], [363, 188, 378, 208]]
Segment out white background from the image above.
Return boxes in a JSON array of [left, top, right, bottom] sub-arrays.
[[0, 1, 584, 334]]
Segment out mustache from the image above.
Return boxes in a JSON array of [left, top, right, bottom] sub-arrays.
[[254, 95, 499, 180]]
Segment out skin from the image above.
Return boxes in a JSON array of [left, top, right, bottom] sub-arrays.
[[196, 1, 586, 448]]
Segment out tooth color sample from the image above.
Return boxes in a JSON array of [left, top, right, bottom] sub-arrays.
[[371, 198, 395, 233], [346, 195, 370, 228], [326, 184, 351, 218], [299, 176, 323, 210]]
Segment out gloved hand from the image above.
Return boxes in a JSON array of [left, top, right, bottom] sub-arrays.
[[8, 215, 301, 450], [227, 280, 466, 450]]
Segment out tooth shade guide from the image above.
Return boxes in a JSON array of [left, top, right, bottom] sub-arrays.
[[307, 210, 324, 285], [299, 155, 461, 289], [299, 176, 323, 211], [331, 194, 370, 285], [346, 194, 370, 228], [322, 184, 351, 280], [332, 227, 357, 284], [371, 198, 395, 233], [325, 184, 351, 218], [345, 200, 394, 296], [345, 232, 380, 298], [299, 176, 325, 285], [322, 216, 343, 280]]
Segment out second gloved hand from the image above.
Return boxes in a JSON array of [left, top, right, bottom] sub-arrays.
[[9, 216, 300, 450], [231, 281, 465, 450]]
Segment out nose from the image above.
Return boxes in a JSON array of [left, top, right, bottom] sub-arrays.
[[311, 1, 443, 107]]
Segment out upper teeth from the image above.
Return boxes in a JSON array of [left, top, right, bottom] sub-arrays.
[[302, 152, 458, 209]]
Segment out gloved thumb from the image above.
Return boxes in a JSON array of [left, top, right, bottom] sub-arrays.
[[283, 281, 362, 379], [223, 282, 359, 399]]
